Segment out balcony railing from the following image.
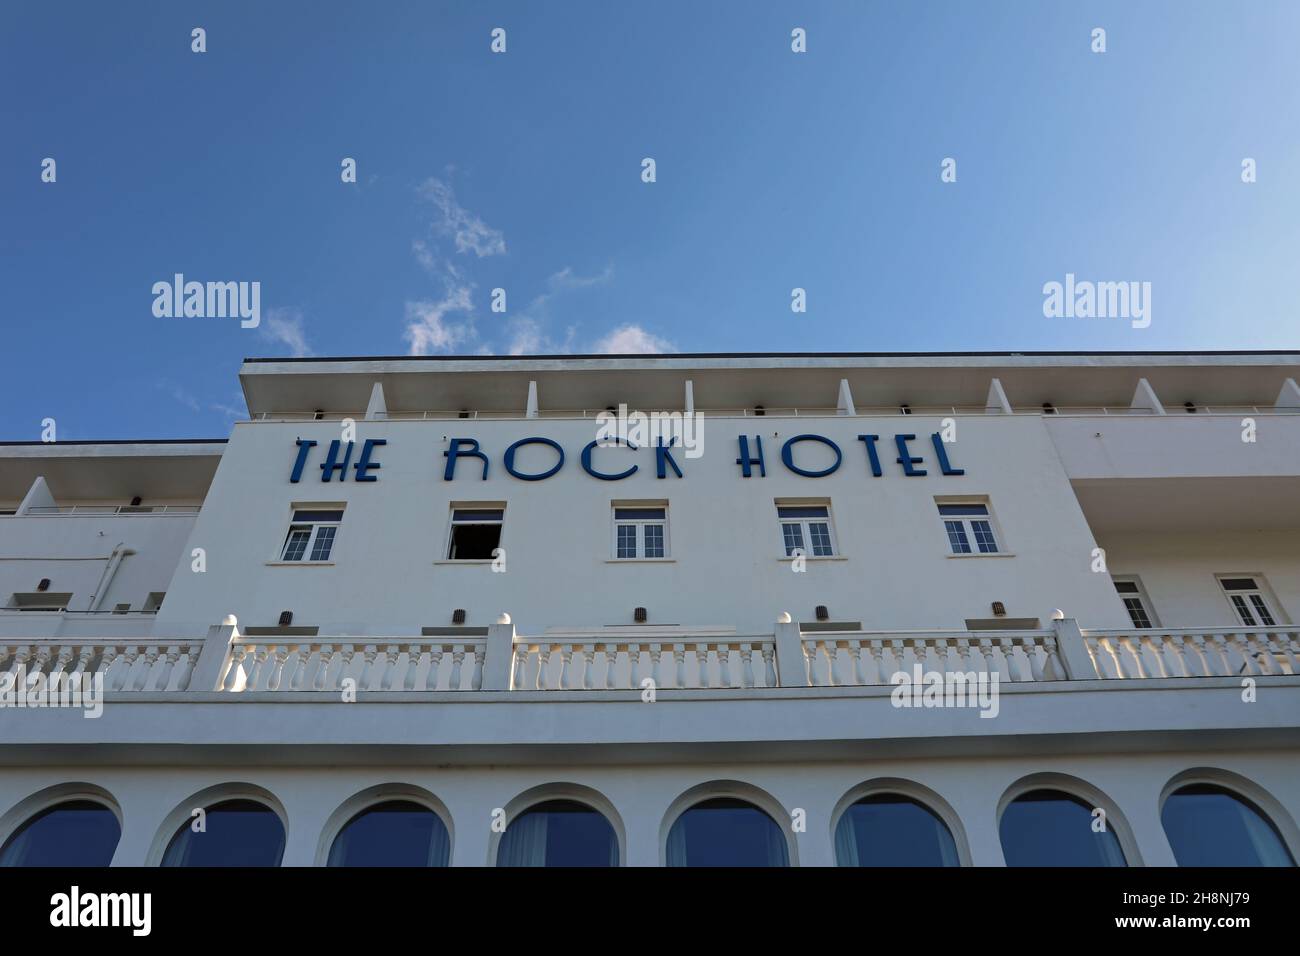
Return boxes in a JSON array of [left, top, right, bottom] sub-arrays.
[[20, 505, 201, 516], [3, 623, 1296, 697]]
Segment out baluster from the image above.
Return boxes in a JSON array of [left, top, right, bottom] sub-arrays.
[[825, 641, 844, 686], [1187, 636, 1213, 677], [804, 642, 820, 686], [378, 645, 400, 690], [315, 645, 335, 690], [957, 638, 976, 675], [1101, 638, 1127, 678], [174, 644, 196, 690], [574, 645, 591, 689], [282, 645, 304, 690], [740, 644, 756, 689], [1247, 634, 1275, 675], [1027, 638, 1047, 682], [510, 643, 527, 690], [761, 644, 777, 687], [627, 644, 642, 689], [70, 645, 95, 691], [266, 645, 288, 690], [1231, 634, 1257, 676], [1042, 636, 1064, 680], [934, 639, 951, 677], [535, 644, 552, 690], [398, 645, 419, 690], [559, 645, 574, 689], [717, 644, 733, 687], [650, 644, 665, 689], [848, 641, 866, 686], [31, 646, 52, 689], [50, 646, 73, 686], [245, 644, 269, 690], [998, 638, 1025, 682], [155, 646, 180, 691], [977, 639, 997, 679], [1080, 636, 1106, 678], [221, 645, 245, 692], [338, 645, 357, 692], [1122, 637, 1148, 678], [603, 645, 617, 689], [1140, 635, 1168, 678], [358, 645, 378, 691], [470, 644, 484, 690], [1210, 635, 1233, 676], [116, 646, 140, 691], [1165, 635, 1193, 677], [693, 644, 709, 688], [673, 645, 687, 688], [1280, 633, 1300, 675], [93, 645, 116, 690], [450, 645, 466, 690], [426, 646, 445, 690], [890, 639, 908, 682], [869, 641, 887, 684]]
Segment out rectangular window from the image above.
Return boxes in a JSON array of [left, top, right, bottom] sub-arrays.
[[777, 504, 836, 557], [1113, 578, 1156, 629], [937, 502, 999, 554], [279, 508, 343, 562], [1220, 576, 1279, 627], [612, 506, 668, 559], [447, 507, 504, 560]]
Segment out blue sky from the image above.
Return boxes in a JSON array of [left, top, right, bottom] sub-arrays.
[[3, 1, 1298, 439]]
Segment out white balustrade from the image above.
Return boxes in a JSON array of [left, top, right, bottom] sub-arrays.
[[217, 638, 486, 693], [801, 630, 1064, 687], [0, 639, 200, 692], [510, 636, 778, 690], [1079, 627, 1300, 679]]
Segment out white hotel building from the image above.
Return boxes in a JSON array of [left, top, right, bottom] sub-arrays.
[[1, 351, 1298, 868]]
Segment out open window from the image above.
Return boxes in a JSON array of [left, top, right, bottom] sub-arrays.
[[446, 507, 504, 560]]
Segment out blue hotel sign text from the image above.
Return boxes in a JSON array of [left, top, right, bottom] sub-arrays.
[[288, 433, 965, 483]]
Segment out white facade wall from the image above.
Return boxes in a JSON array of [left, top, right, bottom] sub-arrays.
[[155, 414, 1133, 637]]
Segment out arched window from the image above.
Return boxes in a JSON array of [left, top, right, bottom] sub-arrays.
[[835, 793, 960, 866], [1000, 789, 1126, 866], [497, 799, 617, 867], [1162, 784, 1295, 867], [327, 800, 450, 867], [0, 800, 120, 867], [666, 797, 789, 867], [161, 799, 285, 867]]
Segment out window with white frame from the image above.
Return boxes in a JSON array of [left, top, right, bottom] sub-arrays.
[[1219, 576, 1279, 627], [777, 504, 836, 557], [612, 505, 668, 559], [937, 502, 999, 554], [446, 507, 504, 560], [279, 508, 343, 562], [1113, 578, 1156, 629]]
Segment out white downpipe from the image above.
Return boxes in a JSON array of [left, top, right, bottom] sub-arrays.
[[88, 543, 135, 612]]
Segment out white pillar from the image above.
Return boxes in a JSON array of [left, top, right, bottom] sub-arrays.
[[526, 381, 539, 419], [836, 379, 856, 416], [364, 382, 387, 421], [684, 380, 695, 417], [985, 378, 1012, 414], [1130, 377, 1166, 415], [16, 476, 56, 516], [1275, 377, 1300, 411]]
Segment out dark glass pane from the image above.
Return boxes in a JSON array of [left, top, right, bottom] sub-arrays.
[[448, 523, 502, 559], [613, 508, 666, 520], [0, 800, 120, 867], [498, 800, 617, 867], [836, 794, 959, 866], [161, 799, 285, 867], [292, 510, 344, 522], [776, 506, 829, 519], [937, 504, 988, 516], [1162, 784, 1295, 867], [666, 798, 789, 867], [1000, 790, 1127, 867], [328, 801, 451, 867], [1220, 578, 1259, 591], [451, 509, 504, 522]]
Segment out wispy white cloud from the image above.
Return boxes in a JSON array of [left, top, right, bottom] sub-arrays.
[[259, 307, 313, 358], [591, 324, 675, 354], [404, 286, 477, 355], [417, 177, 506, 258]]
